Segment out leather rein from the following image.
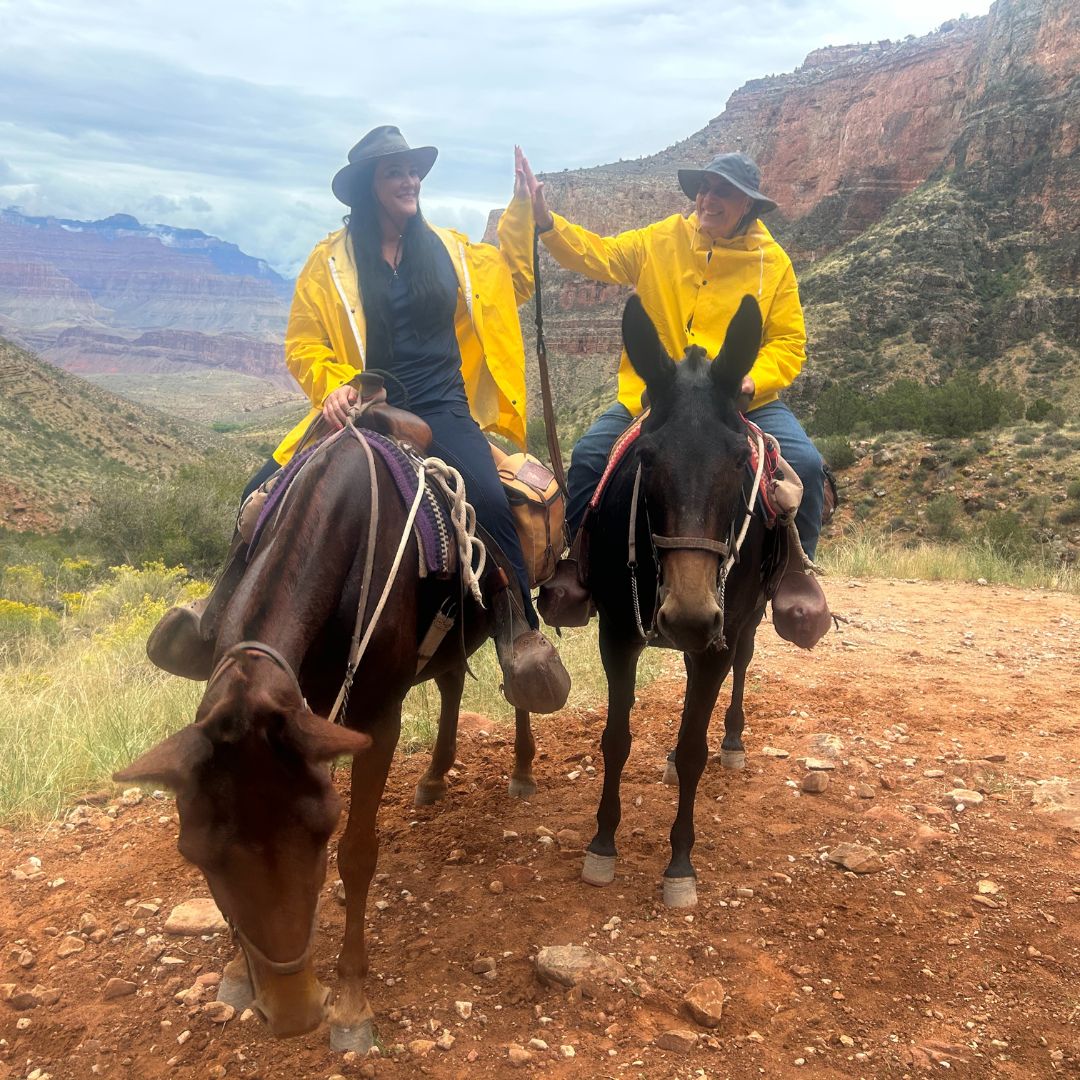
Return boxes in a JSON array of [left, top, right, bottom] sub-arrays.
[[627, 423, 767, 647]]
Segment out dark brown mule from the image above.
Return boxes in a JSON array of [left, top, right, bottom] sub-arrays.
[[115, 430, 537, 1049], [580, 295, 770, 908]]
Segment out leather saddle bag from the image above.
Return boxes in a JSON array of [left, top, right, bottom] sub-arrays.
[[488, 442, 565, 588]]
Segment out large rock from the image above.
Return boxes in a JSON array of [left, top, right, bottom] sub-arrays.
[[164, 898, 228, 936], [534, 945, 626, 988], [684, 978, 725, 1028], [656, 1029, 699, 1053], [826, 843, 885, 874]]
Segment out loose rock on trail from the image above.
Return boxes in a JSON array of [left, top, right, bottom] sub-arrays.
[[2, 578, 1079, 1078]]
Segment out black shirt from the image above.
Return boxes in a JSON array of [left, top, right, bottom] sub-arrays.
[[380, 244, 470, 416]]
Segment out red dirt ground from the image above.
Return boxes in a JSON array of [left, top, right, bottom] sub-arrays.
[[2, 578, 1079, 1080]]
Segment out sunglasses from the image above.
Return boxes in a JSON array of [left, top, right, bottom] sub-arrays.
[[698, 177, 743, 199]]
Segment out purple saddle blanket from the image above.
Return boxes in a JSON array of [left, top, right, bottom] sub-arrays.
[[248, 429, 456, 577]]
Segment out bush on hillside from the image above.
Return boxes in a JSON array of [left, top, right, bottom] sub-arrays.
[[813, 435, 856, 471], [1026, 398, 1054, 422], [82, 459, 246, 575], [926, 494, 964, 541], [812, 373, 1021, 439]]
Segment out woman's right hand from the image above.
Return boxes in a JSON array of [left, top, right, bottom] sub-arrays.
[[322, 384, 358, 430], [515, 146, 554, 232]]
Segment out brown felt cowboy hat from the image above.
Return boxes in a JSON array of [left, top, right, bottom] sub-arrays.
[[331, 125, 439, 207], [677, 152, 777, 213]]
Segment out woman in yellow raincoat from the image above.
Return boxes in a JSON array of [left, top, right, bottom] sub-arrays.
[[149, 127, 568, 713]]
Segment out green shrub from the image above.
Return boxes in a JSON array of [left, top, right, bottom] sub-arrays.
[[1013, 429, 1037, 445], [926, 494, 964, 540], [978, 511, 1032, 559], [1066, 480, 1080, 501], [1026, 399, 1054, 422], [813, 436, 856, 471], [1058, 504, 1080, 526], [82, 458, 246, 575], [0, 599, 61, 661]]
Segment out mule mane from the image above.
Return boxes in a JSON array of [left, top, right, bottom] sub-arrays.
[[679, 345, 711, 376]]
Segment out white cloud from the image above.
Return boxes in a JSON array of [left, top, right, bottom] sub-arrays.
[[0, 0, 992, 274]]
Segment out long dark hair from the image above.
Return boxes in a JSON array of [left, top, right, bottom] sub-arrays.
[[345, 166, 458, 367]]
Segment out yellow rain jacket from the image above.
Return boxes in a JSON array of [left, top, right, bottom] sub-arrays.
[[273, 224, 531, 465], [499, 196, 806, 416]]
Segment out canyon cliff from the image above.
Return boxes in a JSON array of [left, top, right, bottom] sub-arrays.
[[0, 211, 294, 388], [494, 0, 1078, 427]]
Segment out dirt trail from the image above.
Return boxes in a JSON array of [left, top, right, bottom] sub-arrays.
[[2, 579, 1079, 1079]]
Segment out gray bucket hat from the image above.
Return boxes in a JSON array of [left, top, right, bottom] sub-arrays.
[[677, 152, 777, 214], [331, 125, 438, 207]]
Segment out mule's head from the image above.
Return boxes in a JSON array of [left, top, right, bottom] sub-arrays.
[[115, 647, 370, 1037], [623, 293, 762, 652]]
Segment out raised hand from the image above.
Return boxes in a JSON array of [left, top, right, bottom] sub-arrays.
[[515, 146, 554, 231]]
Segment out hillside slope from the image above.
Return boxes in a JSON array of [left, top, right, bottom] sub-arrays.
[[0, 337, 218, 531]]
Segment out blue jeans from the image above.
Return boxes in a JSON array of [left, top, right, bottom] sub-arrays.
[[567, 399, 825, 559], [426, 406, 539, 629]]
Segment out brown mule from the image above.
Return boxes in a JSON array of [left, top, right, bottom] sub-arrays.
[[119, 428, 545, 1050]]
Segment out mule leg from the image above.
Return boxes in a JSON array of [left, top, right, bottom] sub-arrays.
[[663, 650, 731, 907], [414, 666, 465, 807], [328, 707, 402, 1053], [509, 708, 538, 798], [720, 626, 758, 770], [583, 626, 641, 886]]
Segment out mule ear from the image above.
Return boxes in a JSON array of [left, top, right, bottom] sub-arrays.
[[622, 295, 675, 401], [288, 709, 372, 763], [711, 295, 762, 400], [113, 725, 212, 790]]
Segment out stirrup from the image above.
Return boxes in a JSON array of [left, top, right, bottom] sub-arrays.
[[492, 583, 570, 714], [538, 557, 593, 628], [771, 568, 831, 650], [146, 598, 215, 680]]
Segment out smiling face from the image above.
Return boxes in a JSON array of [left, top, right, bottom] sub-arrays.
[[372, 155, 422, 232], [694, 174, 753, 240]]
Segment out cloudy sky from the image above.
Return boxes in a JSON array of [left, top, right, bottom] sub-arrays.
[[0, 0, 991, 276]]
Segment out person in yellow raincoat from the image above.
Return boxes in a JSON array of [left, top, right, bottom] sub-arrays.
[[148, 127, 569, 712], [506, 148, 830, 648]]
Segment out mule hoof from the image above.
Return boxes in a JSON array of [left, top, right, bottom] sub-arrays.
[[217, 971, 255, 1010], [508, 776, 538, 799], [330, 1020, 376, 1054], [662, 761, 679, 787], [662, 876, 698, 908], [413, 781, 446, 807], [581, 852, 617, 886], [720, 749, 746, 771]]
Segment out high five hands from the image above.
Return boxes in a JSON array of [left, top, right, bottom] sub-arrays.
[[514, 147, 554, 232]]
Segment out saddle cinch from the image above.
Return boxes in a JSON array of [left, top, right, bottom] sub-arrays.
[[238, 373, 565, 589]]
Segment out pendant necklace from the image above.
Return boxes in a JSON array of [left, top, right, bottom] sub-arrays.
[[390, 234, 404, 279]]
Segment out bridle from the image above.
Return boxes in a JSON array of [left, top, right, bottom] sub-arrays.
[[627, 423, 766, 647], [203, 642, 319, 985]]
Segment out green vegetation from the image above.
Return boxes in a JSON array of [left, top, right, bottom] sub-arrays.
[[81, 458, 248, 575], [812, 435, 856, 471], [819, 529, 1079, 594], [811, 373, 1023, 439]]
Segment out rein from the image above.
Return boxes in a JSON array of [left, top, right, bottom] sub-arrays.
[[627, 423, 766, 646], [327, 412, 487, 724], [532, 226, 568, 494]]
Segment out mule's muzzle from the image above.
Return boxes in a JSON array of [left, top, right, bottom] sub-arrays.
[[250, 968, 330, 1038], [655, 550, 725, 652], [656, 598, 724, 653]]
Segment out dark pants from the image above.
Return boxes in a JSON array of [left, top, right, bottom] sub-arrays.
[[425, 405, 538, 629], [244, 407, 538, 628], [567, 399, 825, 560]]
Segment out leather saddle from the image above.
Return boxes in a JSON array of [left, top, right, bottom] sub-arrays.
[[349, 372, 432, 452]]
